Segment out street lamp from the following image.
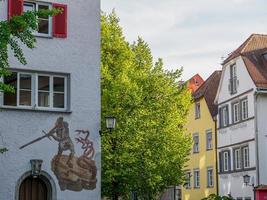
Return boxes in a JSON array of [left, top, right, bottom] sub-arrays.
[[105, 116, 116, 131], [243, 175, 256, 200]]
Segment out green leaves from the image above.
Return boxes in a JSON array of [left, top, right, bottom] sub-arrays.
[[202, 194, 234, 200], [101, 11, 192, 200], [0, 9, 59, 93]]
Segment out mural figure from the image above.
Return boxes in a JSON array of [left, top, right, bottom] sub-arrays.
[[20, 117, 97, 192]]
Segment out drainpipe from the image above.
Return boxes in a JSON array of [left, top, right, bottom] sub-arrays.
[[214, 118, 219, 195], [253, 88, 267, 186]]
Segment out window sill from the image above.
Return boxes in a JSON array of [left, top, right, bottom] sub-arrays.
[[193, 187, 200, 189], [206, 148, 213, 151], [0, 106, 72, 114], [193, 151, 199, 154], [207, 185, 214, 188]]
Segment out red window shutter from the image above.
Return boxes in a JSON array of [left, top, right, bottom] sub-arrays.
[[52, 3, 67, 38], [8, 0, 23, 19]]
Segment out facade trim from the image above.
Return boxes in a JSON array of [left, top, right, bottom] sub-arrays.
[[218, 167, 256, 175], [218, 88, 254, 106], [217, 116, 254, 130], [218, 138, 255, 149]]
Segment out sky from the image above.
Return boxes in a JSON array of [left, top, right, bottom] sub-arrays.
[[101, 0, 267, 81]]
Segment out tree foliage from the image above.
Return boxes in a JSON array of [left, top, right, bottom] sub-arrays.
[[0, 9, 59, 92], [0, 9, 59, 153], [101, 11, 192, 200]]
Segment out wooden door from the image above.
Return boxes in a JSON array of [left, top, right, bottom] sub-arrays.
[[19, 176, 48, 200]]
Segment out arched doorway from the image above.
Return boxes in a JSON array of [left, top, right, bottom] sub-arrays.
[[19, 176, 48, 200], [15, 171, 57, 200]]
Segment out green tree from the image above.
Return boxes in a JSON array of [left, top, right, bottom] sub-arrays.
[[0, 8, 59, 153], [101, 11, 192, 200]]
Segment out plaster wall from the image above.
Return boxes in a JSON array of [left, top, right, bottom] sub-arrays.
[[255, 94, 267, 185], [0, 0, 100, 200]]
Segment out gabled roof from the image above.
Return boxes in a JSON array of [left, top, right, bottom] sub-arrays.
[[186, 74, 204, 92], [223, 34, 267, 88], [193, 71, 222, 118]]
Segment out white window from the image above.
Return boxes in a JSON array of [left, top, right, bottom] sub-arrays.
[[233, 102, 240, 123], [206, 130, 212, 150], [194, 169, 200, 188], [2, 71, 69, 111], [207, 168, 213, 187], [221, 106, 229, 127], [195, 102, 200, 119], [193, 134, 199, 153], [242, 146, 250, 168], [234, 148, 242, 170], [223, 151, 229, 172], [230, 64, 237, 94], [241, 99, 248, 120], [23, 1, 52, 37], [185, 172, 191, 189]]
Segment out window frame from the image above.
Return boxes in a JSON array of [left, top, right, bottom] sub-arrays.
[[230, 64, 237, 94], [195, 102, 201, 119], [1, 70, 70, 112], [223, 151, 230, 172], [193, 133, 199, 153], [242, 146, 250, 169], [206, 129, 212, 150], [193, 169, 200, 188], [233, 147, 242, 171], [220, 105, 229, 127], [241, 98, 248, 120], [232, 101, 240, 123], [23, 1, 53, 37], [207, 167, 213, 188], [185, 171, 191, 189]]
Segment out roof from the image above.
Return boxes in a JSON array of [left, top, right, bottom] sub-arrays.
[[223, 34, 267, 88], [186, 74, 204, 92], [193, 71, 222, 118]]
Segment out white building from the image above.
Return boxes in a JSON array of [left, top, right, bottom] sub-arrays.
[[215, 34, 267, 200], [0, 0, 100, 200]]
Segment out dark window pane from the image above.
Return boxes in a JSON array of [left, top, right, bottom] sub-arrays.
[[19, 91, 31, 106], [4, 92, 17, 106], [38, 19, 49, 34], [38, 92, 49, 107], [38, 76, 49, 91], [3, 73, 17, 106], [4, 72, 17, 88], [20, 74, 31, 90], [53, 77, 64, 92], [53, 93, 64, 108]]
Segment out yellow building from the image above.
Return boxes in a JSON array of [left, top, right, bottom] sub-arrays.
[[182, 71, 221, 200]]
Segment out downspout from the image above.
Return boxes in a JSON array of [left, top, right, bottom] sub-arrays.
[[214, 117, 219, 195]]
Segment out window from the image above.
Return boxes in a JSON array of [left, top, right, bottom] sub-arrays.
[[223, 151, 230, 172], [229, 64, 237, 94], [23, 1, 52, 37], [194, 169, 200, 188], [219, 105, 229, 127], [234, 148, 242, 170], [232, 102, 240, 123], [242, 146, 250, 168], [207, 168, 213, 187], [206, 130, 212, 150], [244, 198, 251, 200], [2, 71, 69, 111], [185, 172, 191, 189], [236, 198, 243, 200], [193, 134, 199, 153], [195, 102, 200, 119], [241, 98, 248, 120]]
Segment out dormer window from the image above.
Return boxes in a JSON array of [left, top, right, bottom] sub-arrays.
[[229, 64, 237, 94]]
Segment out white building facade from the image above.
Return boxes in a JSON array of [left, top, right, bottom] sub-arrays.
[[0, 0, 100, 200], [215, 34, 267, 200]]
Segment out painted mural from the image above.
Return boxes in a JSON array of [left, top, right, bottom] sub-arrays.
[[20, 117, 97, 191]]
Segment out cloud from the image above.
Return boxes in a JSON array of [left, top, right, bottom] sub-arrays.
[[102, 0, 267, 80]]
